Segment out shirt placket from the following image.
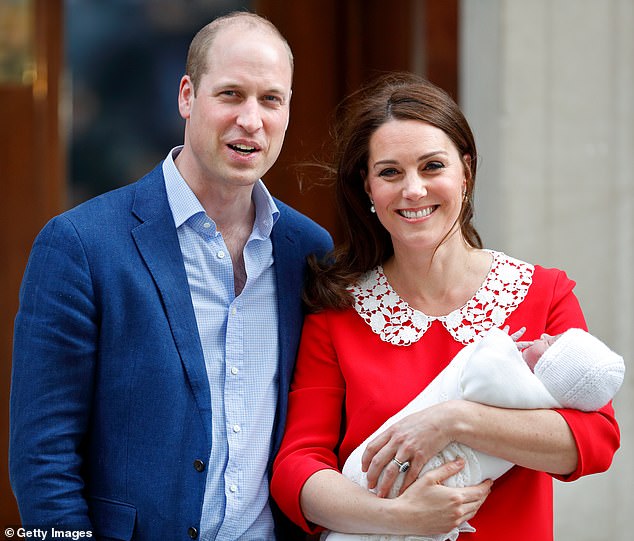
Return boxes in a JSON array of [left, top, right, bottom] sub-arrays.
[[223, 280, 245, 515]]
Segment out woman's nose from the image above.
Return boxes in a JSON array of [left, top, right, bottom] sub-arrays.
[[402, 173, 428, 199]]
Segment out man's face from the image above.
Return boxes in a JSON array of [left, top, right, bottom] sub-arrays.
[[178, 25, 292, 190]]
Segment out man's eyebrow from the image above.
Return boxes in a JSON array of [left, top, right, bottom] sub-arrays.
[[212, 82, 288, 99]]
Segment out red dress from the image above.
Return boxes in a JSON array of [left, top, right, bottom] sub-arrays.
[[271, 252, 620, 540]]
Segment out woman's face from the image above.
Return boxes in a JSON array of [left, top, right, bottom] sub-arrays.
[[364, 119, 467, 255]]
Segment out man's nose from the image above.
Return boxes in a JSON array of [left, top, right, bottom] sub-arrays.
[[236, 98, 263, 132]]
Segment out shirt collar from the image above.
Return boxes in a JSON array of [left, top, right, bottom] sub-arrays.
[[162, 146, 280, 238]]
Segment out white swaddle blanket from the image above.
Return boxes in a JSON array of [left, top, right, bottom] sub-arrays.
[[322, 327, 624, 541]]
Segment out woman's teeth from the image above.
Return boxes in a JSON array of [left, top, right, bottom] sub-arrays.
[[399, 207, 435, 219]]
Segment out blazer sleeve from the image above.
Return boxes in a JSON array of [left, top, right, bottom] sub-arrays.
[[542, 269, 621, 481], [10, 216, 96, 527], [270, 311, 345, 533]]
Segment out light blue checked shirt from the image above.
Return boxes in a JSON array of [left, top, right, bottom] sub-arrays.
[[163, 147, 279, 540]]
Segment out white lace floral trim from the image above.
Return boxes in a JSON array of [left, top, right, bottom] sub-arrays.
[[350, 251, 534, 346]]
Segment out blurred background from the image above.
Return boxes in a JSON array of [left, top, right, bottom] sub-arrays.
[[1, 1, 632, 539]]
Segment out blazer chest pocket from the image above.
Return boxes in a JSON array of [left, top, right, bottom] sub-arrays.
[[88, 496, 137, 540]]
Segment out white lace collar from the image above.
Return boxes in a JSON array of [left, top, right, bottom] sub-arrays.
[[350, 251, 534, 346]]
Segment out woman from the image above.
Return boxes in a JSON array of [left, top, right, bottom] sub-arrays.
[[271, 73, 620, 540]]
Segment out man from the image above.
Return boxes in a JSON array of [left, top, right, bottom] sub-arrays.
[[10, 12, 332, 540]]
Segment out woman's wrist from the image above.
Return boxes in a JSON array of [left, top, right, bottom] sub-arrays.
[[301, 469, 409, 535], [443, 399, 475, 444]]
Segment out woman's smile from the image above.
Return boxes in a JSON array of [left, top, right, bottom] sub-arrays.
[[397, 205, 438, 220]]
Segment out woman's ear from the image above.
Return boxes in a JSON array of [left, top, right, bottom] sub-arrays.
[[462, 154, 472, 181], [361, 169, 371, 198], [461, 154, 472, 197]]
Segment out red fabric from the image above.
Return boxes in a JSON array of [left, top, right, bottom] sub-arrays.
[[271, 266, 620, 540]]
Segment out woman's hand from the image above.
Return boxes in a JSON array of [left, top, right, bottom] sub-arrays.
[[300, 460, 492, 536], [362, 401, 461, 497], [391, 460, 493, 535]]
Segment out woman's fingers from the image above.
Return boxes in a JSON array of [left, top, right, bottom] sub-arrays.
[[399, 453, 425, 494], [361, 430, 390, 473], [363, 437, 399, 489], [374, 457, 403, 497], [457, 480, 494, 523], [422, 458, 465, 485]]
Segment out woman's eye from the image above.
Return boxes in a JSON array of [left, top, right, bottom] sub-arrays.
[[424, 161, 444, 171], [378, 168, 399, 177]]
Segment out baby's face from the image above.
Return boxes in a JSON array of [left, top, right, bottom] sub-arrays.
[[521, 333, 560, 371]]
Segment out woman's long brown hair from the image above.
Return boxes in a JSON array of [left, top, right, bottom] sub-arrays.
[[304, 72, 482, 313]]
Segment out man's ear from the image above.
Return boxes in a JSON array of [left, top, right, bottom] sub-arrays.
[[178, 75, 194, 120], [284, 89, 292, 131]]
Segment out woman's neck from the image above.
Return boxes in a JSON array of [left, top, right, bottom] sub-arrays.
[[382, 240, 492, 317]]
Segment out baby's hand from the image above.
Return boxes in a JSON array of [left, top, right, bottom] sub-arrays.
[[502, 325, 530, 349]]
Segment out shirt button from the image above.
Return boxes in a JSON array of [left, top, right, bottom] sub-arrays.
[[229, 484, 238, 493], [193, 459, 205, 472], [233, 424, 241, 433], [230, 367, 239, 375], [230, 306, 237, 315], [217, 250, 225, 259], [188, 526, 198, 539], [203, 222, 211, 229]]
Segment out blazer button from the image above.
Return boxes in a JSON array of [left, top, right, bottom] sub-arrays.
[[193, 459, 205, 472], [188, 526, 198, 539]]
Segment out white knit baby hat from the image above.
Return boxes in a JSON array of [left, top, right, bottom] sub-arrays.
[[534, 328, 625, 411]]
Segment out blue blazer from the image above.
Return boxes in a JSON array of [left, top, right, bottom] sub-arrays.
[[10, 164, 332, 540]]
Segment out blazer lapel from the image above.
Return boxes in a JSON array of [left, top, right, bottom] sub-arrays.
[[270, 217, 304, 453], [130, 169, 212, 444]]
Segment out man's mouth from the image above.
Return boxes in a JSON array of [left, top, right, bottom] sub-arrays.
[[398, 206, 437, 219], [229, 143, 258, 155]]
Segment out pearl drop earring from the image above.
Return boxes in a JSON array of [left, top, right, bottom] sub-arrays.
[[370, 203, 376, 213]]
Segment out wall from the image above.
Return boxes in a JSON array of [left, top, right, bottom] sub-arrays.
[[460, 1, 633, 539], [0, 0, 64, 524]]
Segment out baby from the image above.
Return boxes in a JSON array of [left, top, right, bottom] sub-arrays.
[[323, 327, 625, 541]]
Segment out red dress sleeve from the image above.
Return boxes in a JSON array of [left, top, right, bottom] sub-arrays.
[[471, 265, 621, 539], [271, 311, 345, 533], [534, 266, 621, 481]]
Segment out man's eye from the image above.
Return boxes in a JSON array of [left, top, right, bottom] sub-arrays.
[[263, 95, 283, 105]]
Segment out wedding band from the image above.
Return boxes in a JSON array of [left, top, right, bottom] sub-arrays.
[[391, 457, 410, 473]]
